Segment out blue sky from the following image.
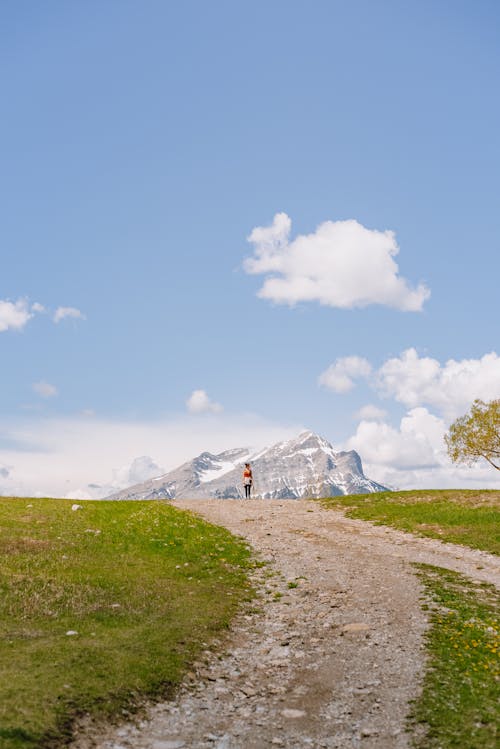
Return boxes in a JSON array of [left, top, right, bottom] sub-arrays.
[[1, 0, 500, 496]]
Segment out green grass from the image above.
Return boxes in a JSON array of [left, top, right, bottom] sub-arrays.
[[410, 565, 499, 749], [319, 490, 500, 554], [0, 498, 254, 749]]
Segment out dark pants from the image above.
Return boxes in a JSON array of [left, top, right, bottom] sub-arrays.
[[244, 483, 251, 498]]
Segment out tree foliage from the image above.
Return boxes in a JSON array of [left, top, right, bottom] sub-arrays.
[[445, 399, 500, 471]]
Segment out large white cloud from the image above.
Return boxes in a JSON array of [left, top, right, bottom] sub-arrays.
[[244, 213, 430, 311], [376, 348, 500, 420], [348, 408, 444, 471], [186, 389, 223, 414], [318, 356, 372, 393]]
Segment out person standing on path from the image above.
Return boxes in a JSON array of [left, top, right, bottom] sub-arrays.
[[242, 463, 253, 499]]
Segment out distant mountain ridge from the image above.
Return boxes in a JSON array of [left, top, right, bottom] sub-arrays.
[[107, 431, 388, 500]]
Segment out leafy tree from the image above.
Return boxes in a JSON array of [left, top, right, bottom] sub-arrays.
[[445, 399, 500, 471]]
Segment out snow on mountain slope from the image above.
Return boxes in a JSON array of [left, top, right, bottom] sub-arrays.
[[107, 431, 388, 500]]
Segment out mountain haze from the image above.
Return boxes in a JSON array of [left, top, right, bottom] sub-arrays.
[[107, 431, 388, 500]]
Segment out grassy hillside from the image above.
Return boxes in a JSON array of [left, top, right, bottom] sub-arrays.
[[0, 498, 254, 748], [320, 489, 500, 555]]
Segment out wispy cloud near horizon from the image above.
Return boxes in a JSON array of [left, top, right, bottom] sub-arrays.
[[32, 381, 58, 398], [0, 412, 301, 498], [186, 389, 223, 414]]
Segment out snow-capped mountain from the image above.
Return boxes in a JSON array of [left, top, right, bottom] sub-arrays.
[[107, 431, 388, 500]]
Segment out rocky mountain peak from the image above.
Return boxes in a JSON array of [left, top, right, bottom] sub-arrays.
[[107, 431, 388, 501]]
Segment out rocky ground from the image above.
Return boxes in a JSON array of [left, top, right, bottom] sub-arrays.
[[71, 499, 500, 749]]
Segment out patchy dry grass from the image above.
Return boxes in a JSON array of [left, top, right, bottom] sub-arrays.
[[0, 498, 254, 748], [320, 490, 500, 555]]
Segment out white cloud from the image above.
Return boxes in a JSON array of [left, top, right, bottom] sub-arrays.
[[0, 462, 23, 496], [32, 381, 58, 398], [322, 348, 500, 421], [0, 413, 301, 498], [0, 299, 86, 332], [354, 404, 387, 421], [376, 348, 500, 420], [347, 407, 500, 490], [67, 455, 166, 500], [53, 306, 85, 323], [319, 356, 372, 393], [186, 389, 223, 414], [244, 213, 430, 311], [114, 455, 164, 487], [320, 348, 500, 488], [348, 408, 444, 471], [0, 298, 34, 332]]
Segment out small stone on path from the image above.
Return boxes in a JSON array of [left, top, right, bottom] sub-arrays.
[[342, 622, 370, 633], [281, 708, 306, 719]]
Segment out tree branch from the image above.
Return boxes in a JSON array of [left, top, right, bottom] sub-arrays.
[[482, 454, 500, 471], [476, 445, 500, 456]]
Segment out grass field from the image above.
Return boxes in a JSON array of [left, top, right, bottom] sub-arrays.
[[320, 489, 500, 555], [411, 565, 499, 749], [0, 498, 254, 749], [3, 492, 499, 748]]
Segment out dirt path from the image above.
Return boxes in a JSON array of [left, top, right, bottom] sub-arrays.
[[72, 500, 500, 749]]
